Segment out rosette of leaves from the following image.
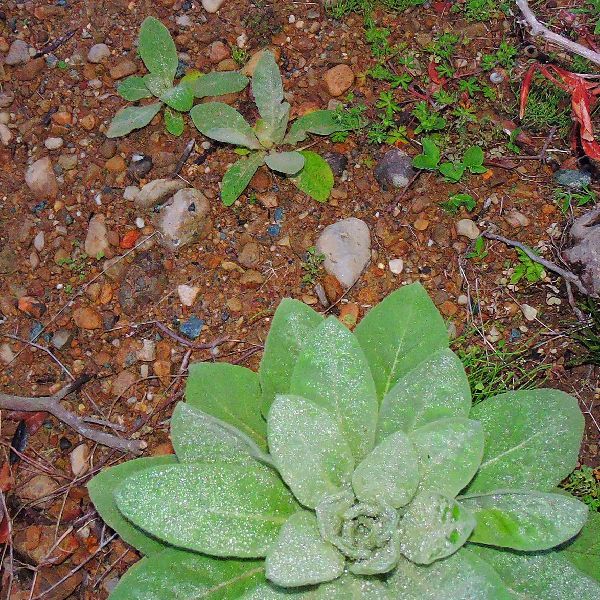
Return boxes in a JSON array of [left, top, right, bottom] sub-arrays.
[[189, 50, 352, 205], [106, 17, 249, 138], [88, 283, 600, 599]]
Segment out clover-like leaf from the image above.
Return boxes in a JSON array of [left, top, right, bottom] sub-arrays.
[[463, 145, 484, 168], [412, 138, 440, 170], [264, 151, 305, 174], [221, 152, 266, 206], [285, 110, 353, 145], [398, 492, 476, 565], [265, 511, 345, 588], [138, 16, 178, 83], [355, 282, 449, 400], [291, 151, 334, 203], [409, 417, 483, 497], [190, 102, 262, 149], [460, 490, 588, 551], [106, 102, 162, 138], [466, 389, 584, 493], [160, 82, 194, 112], [290, 316, 378, 461], [268, 394, 354, 508], [115, 462, 298, 557], [164, 107, 184, 136], [193, 71, 249, 98], [439, 162, 465, 183], [117, 76, 153, 101], [87, 455, 176, 556], [352, 430, 419, 508]]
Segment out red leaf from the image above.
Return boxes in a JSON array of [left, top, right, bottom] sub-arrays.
[[432, 1, 452, 14], [428, 61, 446, 86], [0, 517, 9, 544], [0, 462, 13, 492], [582, 137, 600, 160], [519, 64, 537, 119], [24, 411, 48, 435]]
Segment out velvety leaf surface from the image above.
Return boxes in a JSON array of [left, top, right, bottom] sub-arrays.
[[268, 395, 354, 508], [289, 316, 378, 461], [241, 582, 314, 599], [185, 362, 267, 450], [285, 110, 351, 145], [265, 151, 305, 174], [106, 103, 162, 138], [143, 72, 172, 96], [354, 283, 449, 400], [467, 389, 584, 493], [352, 430, 419, 508], [377, 349, 470, 439], [221, 153, 266, 206], [115, 463, 298, 557], [559, 510, 600, 582], [138, 17, 178, 82], [252, 51, 285, 133], [460, 490, 588, 551], [398, 492, 476, 564], [160, 82, 194, 111], [409, 418, 483, 497], [259, 299, 323, 415], [473, 544, 600, 599], [87, 455, 176, 556], [316, 574, 391, 599], [193, 71, 249, 98], [117, 76, 152, 101], [265, 511, 345, 587], [164, 107, 184, 136], [190, 102, 262, 149], [349, 531, 401, 576], [109, 547, 264, 600], [254, 105, 291, 147], [291, 151, 334, 202], [386, 550, 513, 599]]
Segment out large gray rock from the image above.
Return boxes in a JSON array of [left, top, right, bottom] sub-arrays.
[[316, 217, 371, 288], [135, 178, 185, 209], [374, 149, 415, 190], [564, 206, 600, 296]]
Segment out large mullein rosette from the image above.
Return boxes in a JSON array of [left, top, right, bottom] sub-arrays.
[[88, 283, 600, 599]]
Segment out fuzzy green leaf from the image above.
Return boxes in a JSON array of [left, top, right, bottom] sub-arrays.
[[439, 162, 465, 183], [291, 151, 334, 202], [143, 72, 172, 96], [160, 82, 194, 112], [185, 362, 267, 450], [355, 282, 449, 400], [560, 511, 600, 582], [254, 105, 291, 147], [265, 151, 305, 174], [164, 107, 184, 136], [106, 102, 162, 138], [409, 418, 484, 497], [289, 316, 378, 461], [265, 511, 345, 588], [190, 102, 262, 149], [460, 490, 588, 551], [87, 455, 176, 556], [316, 574, 391, 599], [259, 299, 323, 416], [268, 394, 354, 508], [398, 492, 476, 565], [193, 71, 249, 98], [115, 462, 298, 557], [412, 138, 440, 170], [466, 389, 584, 493], [117, 76, 153, 101], [463, 145, 484, 167], [285, 110, 352, 145], [352, 431, 419, 508], [252, 51, 288, 138], [138, 16, 178, 82], [221, 152, 266, 206]]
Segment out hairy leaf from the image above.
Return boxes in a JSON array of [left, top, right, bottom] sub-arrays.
[[559, 511, 600, 582], [290, 316, 378, 461], [291, 151, 334, 203], [355, 283, 449, 400], [265, 151, 305, 174], [138, 16, 178, 82], [106, 102, 162, 138], [255, 105, 291, 147], [160, 82, 194, 112], [193, 71, 249, 98], [221, 152, 266, 206], [116, 462, 298, 557], [117, 76, 153, 101], [285, 110, 351, 145], [164, 107, 184, 136], [466, 389, 584, 493], [252, 51, 288, 137], [316, 573, 391, 599], [87, 455, 176, 556], [143, 72, 172, 96]]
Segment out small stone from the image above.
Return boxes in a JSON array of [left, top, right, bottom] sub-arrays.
[[85, 214, 109, 258], [137, 339, 156, 362], [124, 186, 140, 202], [520, 303, 538, 322], [339, 302, 360, 329], [208, 41, 230, 63], [19, 475, 59, 502], [374, 149, 415, 190], [504, 209, 530, 228], [135, 178, 185, 209], [5, 40, 30, 66], [240, 269, 265, 288], [324, 64, 355, 97], [0, 123, 12, 146], [87, 43, 110, 63], [51, 328, 72, 350], [79, 114, 96, 130], [388, 258, 404, 274], [456, 219, 480, 240], [323, 152, 348, 177], [227, 297, 242, 312], [0, 342, 15, 365], [110, 59, 137, 80], [177, 284, 200, 307], [69, 444, 90, 477], [238, 242, 261, 268], [33, 231, 45, 251], [128, 154, 153, 178], [25, 157, 59, 199], [439, 300, 458, 317], [486, 326, 502, 343], [179, 316, 204, 339], [0, 92, 15, 108], [176, 15, 192, 27], [112, 370, 136, 398], [553, 169, 592, 190], [105, 155, 126, 172], [18, 296, 46, 318], [73, 306, 102, 330], [257, 192, 278, 208], [44, 137, 63, 150], [202, 0, 226, 13]]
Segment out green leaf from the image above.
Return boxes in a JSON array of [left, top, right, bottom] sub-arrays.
[[109, 547, 264, 600], [171, 402, 267, 466], [289, 316, 378, 461], [439, 162, 465, 183], [252, 51, 288, 138], [190, 102, 262, 149], [354, 282, 449, 400], [193, 71, 249, 98], [460, 490, 588, 551], [264, 151, 305, 174], [185, 362, 267, 450], [466, 389, 584, 493], [285, 110, 352, 145], [138, 16, 178, 83], [409, 418, 483, 497], [352, 431, 419, 508], [143, 72, 172, 96], [259, 299, 323, 416], [106, 102, 162, 138], [377, 349, 470, 439], [463, 145, 484, 167], [386, 550, 513, 599], [242, 582, 314, 599], [117, 76, 153, 101], [469, 165, 488, 174], [560, 511, 600, 582], [472, 544, 600, 599], [398, 492, 476, 565], [87, 455, 176, 556], [316, 573, 391, 599], [115, 462, 298, 557], [160, 82, 194, 112], [221, 152, 266, 206], [265, 511, 345, 587], [268, 395, 354, 508], [164, 107, 184, 136], [291, 151, 334, 203], [412, 138, 440, 170]]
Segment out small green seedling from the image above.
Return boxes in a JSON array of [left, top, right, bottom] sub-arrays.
[[412, 101, 447, 134], [190, 51, 352, 205], [510, 249, 545, 285], [413, 140, 486, 183], [554, 186, 597, 214], [441, 193, 477, 214], [301, 247, 326, 285], [412, 137, 441, 170], [466, 236, 488, 260], [107, 17, 249, 138]]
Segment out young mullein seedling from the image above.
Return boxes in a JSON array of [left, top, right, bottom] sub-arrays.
[[413, 139, 487, 183], [190, 51, 352, 205], [106, 17, 249, 138], [89, 283, 599, 599]]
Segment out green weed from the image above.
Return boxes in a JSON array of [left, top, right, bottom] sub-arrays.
[[554, 186, 597, 214], [560, 467, 600, 512], [510, 249, 545, 285], [301, 247, 326, 285]]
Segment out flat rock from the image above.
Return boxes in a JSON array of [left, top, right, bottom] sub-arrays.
[[316, 217, 371, 288], [25, 157, 59, 199], [73, 306, 102, 330], [554, 169, 592, 190], [69, 444, 90, 476], [5, 40, 30, 65], [177, 284, 200, 307], [19, 475, 59, 502], [564, 205, 600, 296], [456, 219, 480, 240], [135, 178, 186, 209], [238, 242, 261, 268], [375, 149, 415, 190], [84, 214, 109, 258], [87, 43, 110, 63], [324, 64, 355, 97], [111, 370, 136, 398]]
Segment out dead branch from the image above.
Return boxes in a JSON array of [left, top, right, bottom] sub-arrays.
[[516, 0, 600, 67], [0, 376, 145, 455]]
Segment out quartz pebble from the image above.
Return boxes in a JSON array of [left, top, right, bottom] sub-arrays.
[[456, 219, 480, 240], [389, 258, 404, 274], [520, 304, 538, 321], [177, 284, 200, 307]]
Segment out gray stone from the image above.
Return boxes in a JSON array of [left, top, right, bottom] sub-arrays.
[[135, 178, 186, 209], [374, 149, 415, 190], [0, 92, 14, 108], [456, 219, 480, 240], [564, 206, 600, 296], [87, 43, 110, 64], [323, 152, 348, 177], [51, 328, 73, 350], [316, 217, 371, 288], [84, 214, 109, 258], [554, 169, 592, 190], [25, 157, 59, 199], [5, 40, 30, 66]]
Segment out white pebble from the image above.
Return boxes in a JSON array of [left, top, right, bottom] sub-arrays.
[[388, 258, 404, 274], [520, 303, 538, 321], [135, 217, 145, 229], [45, 137, 64, 150]]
